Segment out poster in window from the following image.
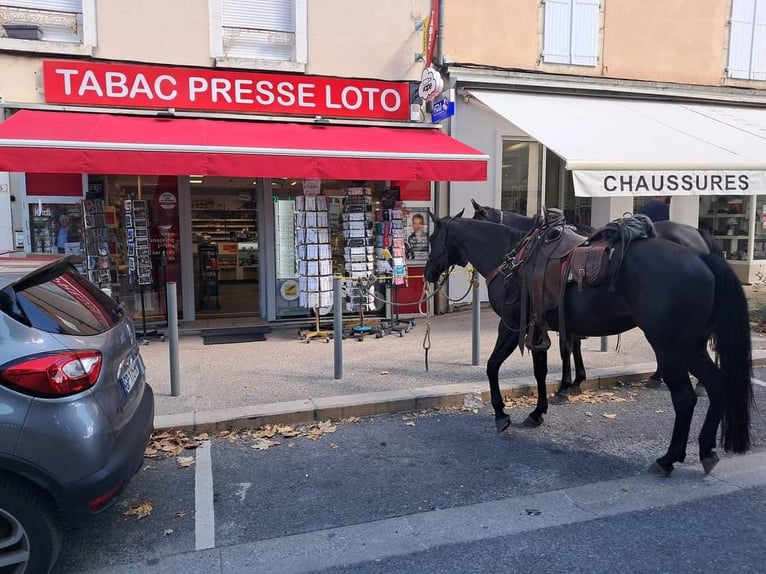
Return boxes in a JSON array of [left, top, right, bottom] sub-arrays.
[[403, 202, 430, 263]]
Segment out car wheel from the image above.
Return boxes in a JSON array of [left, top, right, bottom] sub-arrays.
[[0, 473, 62, 574]]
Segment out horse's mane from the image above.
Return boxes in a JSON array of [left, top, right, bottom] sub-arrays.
[[697, 227, 725, 257]]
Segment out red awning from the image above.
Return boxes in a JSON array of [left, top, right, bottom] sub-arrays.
[[0, 110, 487, 181]]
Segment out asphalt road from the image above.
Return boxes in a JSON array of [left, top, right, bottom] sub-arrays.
[[53, 373, 766, 574]]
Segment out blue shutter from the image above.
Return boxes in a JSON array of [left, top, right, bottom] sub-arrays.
[[729, 0, 756, 78], [752, 0, 766, 79], [571, 0, 600, 66], [543, 0, 572, 63]]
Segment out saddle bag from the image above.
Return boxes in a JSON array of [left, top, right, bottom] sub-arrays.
[[570, 240, 611, 291]]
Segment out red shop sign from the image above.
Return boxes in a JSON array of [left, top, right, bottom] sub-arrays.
[[42, 60, 410, 121]]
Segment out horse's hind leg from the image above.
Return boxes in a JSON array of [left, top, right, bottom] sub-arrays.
[[688, 347, 726, 474], [650, 357, 697, 477], [487, 322, 520, 433]]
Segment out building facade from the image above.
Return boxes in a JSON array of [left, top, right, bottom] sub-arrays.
[[0, 0, 487, 325], [438, 0, 766, 297]]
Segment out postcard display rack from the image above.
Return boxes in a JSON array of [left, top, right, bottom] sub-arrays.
[[375, 204, 413, 336], [341, 187, 383, 339], [124, 199, 163, 343], [295, 194, 333, 342], [81, 199, 110, 287]]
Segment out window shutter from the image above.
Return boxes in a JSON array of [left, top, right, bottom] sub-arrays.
[[1, 0, 82, 43], [222, 0, 295, 61], [751, 0, 766, 79], [571, 0, 599, 66], [543, 0, 572, 64], [729, 0, 756, 78]]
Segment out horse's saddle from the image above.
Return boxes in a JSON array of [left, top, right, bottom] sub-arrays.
[[516, 209, 586, 352]]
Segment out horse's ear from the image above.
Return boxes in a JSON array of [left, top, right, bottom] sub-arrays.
[[428, 210, 440, 226], [470, 198, 480, 210], [455, 208, 465, 218]]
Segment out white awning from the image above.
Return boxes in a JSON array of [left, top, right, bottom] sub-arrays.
[[468, 89, 766, 197]]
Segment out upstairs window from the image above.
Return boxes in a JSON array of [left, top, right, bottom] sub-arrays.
[[728, 0, 766, 80], [542, 0, 600, 66], [0, 0, 95, 54], [210, 0, 307, 71]]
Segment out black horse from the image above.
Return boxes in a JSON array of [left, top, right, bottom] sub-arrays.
[[470, 199, 724, 393], [424, 213, 753, 476]]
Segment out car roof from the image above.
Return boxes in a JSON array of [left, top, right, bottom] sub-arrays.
[[0, 253, 69, 288]]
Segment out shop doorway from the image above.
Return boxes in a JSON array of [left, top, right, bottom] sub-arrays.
[[191, 177, 260, 316]]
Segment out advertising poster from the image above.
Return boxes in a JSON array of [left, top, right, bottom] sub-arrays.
[[403, 202, 430, 263]]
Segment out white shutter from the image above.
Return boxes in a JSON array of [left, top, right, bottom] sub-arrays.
[[571, 0, 599, 66], [543, 0, 572, 64], [729, 0, 756, 78], [0, 1, 82, 43], [2, 0, 80, 11], [751, 0, 766, 79], [222, 0, 294, 61]]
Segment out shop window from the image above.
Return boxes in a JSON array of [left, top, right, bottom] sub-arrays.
[[210, 0, 307, 71], [753, 196, 766, 260], [28, 201, 82, 254], [542, 0, 600, 66], [501, 140, 541, 215], [91, 175, 181, 325], [699, 195, 752, 261], [0, 0, 96, 55], [728, 0, 766, 80]]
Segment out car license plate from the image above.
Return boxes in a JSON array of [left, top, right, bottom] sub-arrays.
[[119, 353, 143, 396]]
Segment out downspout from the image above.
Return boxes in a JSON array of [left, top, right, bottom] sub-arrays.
[[433, 0, 450, 314]]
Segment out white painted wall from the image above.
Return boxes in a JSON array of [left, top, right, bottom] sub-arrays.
[[0, 172, 13, 253]]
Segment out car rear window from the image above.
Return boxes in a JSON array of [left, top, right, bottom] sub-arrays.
[[0, 265, 121, 335]]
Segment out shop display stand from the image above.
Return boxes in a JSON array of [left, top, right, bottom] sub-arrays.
[[341, 187, 383, 341], [295, 192, 333, 343], [375, 201, 412, 337], [124, 199, 164, 345]]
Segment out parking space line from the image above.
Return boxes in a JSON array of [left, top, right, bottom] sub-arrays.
[[753, 378, 766, 388], [195, 441, 215, 551]]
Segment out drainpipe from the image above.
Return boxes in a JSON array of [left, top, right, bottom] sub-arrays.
[[433, 0, 449, 315]]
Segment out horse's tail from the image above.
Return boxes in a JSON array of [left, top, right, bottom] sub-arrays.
[[702, 253, 754, 453], [698, 227, 725, 258]]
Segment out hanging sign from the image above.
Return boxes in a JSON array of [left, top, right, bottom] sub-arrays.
[[431, 96, 454, 123], [418, 67, 443, 102]]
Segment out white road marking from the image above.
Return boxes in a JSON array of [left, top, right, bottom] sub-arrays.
[[753, 378, 766, 388], [235, 482, 252, 502], [194, 440, 215, 551]]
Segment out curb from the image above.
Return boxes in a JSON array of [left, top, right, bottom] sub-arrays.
[[154, 354, 766, 433]]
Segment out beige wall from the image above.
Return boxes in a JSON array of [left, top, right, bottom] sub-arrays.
[[0, 57, 42, 103], [445, 0, 540, 69], [94, 0, 212, 66], [307, 0, 431, 80], [445, 0, 734, 87], [602, 0, 728, 85]]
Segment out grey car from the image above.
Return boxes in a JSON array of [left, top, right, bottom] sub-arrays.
[[0, 254, 154, 573]]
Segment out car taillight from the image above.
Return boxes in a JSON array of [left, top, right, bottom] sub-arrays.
[[0, 350, 102, 397]]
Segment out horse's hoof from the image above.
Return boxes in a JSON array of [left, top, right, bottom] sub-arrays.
[[522, 415, 543, 427], [701, 452, 719, 475], [649, 460, 672, 477], [550, 393, 569, 405], [495, 415, 511, 433], [646, 378, 664, 389]]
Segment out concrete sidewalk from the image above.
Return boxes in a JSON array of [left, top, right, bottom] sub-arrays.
[[138, 306, 766, 432]]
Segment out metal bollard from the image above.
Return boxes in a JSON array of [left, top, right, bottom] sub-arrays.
[[472, 276, 480, 366], [167, 281, 181, 396], [333, 276, 343, 380]]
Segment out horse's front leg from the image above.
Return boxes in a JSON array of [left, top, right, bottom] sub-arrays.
[[524, 349, 549, 427], [487, 321, 520, 433], [551, 335, 585, 404]]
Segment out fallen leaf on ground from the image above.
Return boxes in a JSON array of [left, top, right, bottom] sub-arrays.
[[251, 438, 280, 450], [123, 501, 153, 519], [163, 529, 173, 536], [176, 456, 195, 468], [405, 421, 416, 427], [601, 413, 617, 419]]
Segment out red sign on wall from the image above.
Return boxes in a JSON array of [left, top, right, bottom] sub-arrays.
[[42, 60, 411, 121]]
